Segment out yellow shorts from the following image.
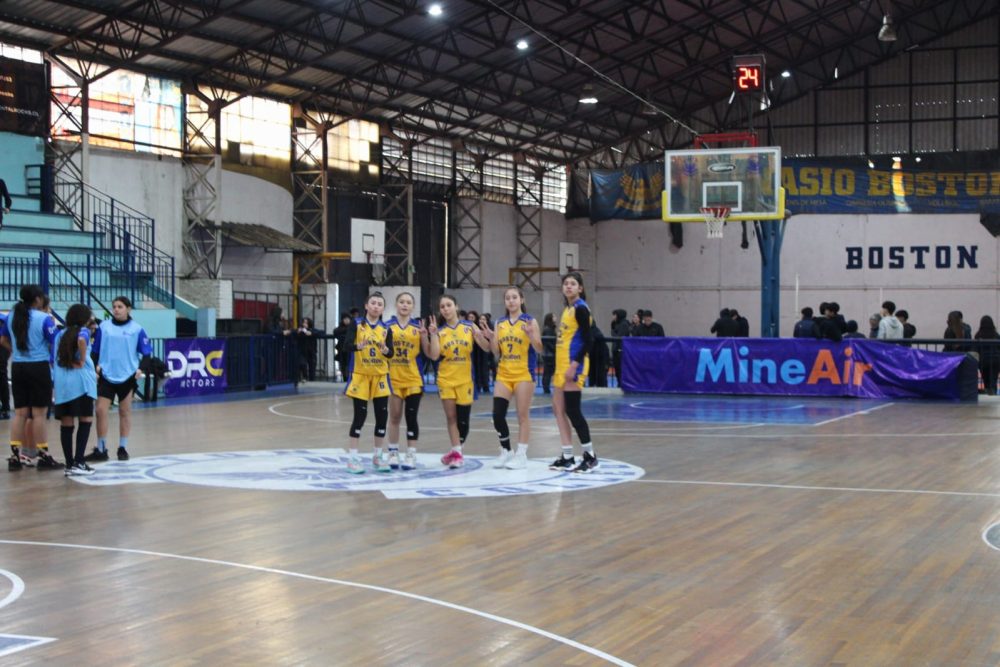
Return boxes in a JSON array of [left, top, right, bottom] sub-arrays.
[[553, 358, 588, 390], [438, 381, 474, 406], [495, 371, 533, 393], [391, 384, 422, 399], [346, 374, 390, 401]]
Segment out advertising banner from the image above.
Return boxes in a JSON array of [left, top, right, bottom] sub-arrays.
[[622, 337, 967, 400], [0, 57, 48, 136], [163, 338, 227, 397], [590, 161, 664, 221]]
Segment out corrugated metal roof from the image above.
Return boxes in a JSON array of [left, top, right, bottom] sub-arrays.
[[220, 222, 321, 253]]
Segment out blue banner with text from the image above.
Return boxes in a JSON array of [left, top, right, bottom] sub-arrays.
[[622, 337, 966, 400]]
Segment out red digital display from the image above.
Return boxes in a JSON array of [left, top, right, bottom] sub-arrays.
[[735, 65, 763, 92]]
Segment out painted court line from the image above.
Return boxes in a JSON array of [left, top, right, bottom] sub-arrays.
[[0, 570, 25, 611], [0, 540, 634, 667], [810, 401, 895, 426], [637, 478, 1000, 499]]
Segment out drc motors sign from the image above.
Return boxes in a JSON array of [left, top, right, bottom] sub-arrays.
[[0, 56, 48, 136], [163, 338, 227, 397]]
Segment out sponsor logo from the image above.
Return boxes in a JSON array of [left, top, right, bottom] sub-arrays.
[[695, 345, 871, 387], [707, 162, 737, 174], [69, 449, 645, 499]]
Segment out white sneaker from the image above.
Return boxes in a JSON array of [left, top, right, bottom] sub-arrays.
[[402, 449, 417, 471], [491, 447, 513, 468], [505, 449, 528, 470], [387, 451, 400, 470], [346, 457, 364, 474]]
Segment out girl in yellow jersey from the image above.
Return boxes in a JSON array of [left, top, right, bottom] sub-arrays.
[[345, 292, 394, 474], [549, 271, 599, 473], [479, 286, 542, 470], [385, 291, 432, 471], [430, 294, 489, 468]]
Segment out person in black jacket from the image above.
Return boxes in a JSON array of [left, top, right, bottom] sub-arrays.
[[296, 317, 321, 381], [588, 324, 610, 387], [793, 307, 818, 338], [333, 313, 353, 382], [541, 312, 556, 394], [731, 309, 750, 337], [974, 315, 1000, 395], [0, 178, 11, 228], [610, 309, 630, 386], [711, 308, 739, 337]]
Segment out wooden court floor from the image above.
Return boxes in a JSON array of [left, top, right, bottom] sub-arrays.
[[1, 386, 999, 666]]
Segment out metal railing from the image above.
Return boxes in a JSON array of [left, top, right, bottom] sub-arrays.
[[50, 177, 175, 308]]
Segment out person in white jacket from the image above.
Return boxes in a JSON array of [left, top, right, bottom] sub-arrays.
[[877, 300, 904, 339]]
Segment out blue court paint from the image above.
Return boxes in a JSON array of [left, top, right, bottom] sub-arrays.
[[522, 395, 894, 426]]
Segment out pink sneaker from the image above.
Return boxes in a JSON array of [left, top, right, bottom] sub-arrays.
[[441, 449, 464, 467]]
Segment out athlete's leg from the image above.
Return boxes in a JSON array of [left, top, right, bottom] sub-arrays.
[[349, 397, 369, 449], [456, 404, 471, 445], [441, 398, 459, 447], [492, 380, 513, 450], [388, 393, 404, 445], [372, 396, 389, 448], [403, 393, 421, 445], [512, 380, 534, 446]]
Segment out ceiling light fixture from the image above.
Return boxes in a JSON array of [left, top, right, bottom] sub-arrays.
[[428, 4, 443, 17], [878, 14, 898, 42], [516, 39, 528, 50], [781, 70, 791, 78], [579, 84, 598, 104]]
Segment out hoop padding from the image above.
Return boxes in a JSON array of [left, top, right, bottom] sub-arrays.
[[701, 207, 730, 239]]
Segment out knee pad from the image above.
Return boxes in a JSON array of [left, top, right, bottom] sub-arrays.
[[563, 391, 591, 443], [349, 398, 368, 438], [404, 394, 421, 440], [372, 396, 389, 438], [456, 404, 471, 444], [492, 397, 510, 444]]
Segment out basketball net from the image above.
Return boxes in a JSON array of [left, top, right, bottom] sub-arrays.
[[700, 206, 730, 239]]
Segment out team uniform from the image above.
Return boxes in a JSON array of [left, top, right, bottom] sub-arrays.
[[554, 298, 591, 389], [52, 327, 98, 475], [386, 317, 424, 398], [2, 306, 59, 470], [93, 317, 153, 402], [345, 318, 393, 401], [436, 320, 476, 405], [494, 314, 537, 391]]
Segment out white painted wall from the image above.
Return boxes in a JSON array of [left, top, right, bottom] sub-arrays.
[[86, 148, 293, 293]]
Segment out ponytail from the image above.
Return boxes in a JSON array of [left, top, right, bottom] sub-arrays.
[[58, 304, 92, 368], [11, 284, 45, 352]]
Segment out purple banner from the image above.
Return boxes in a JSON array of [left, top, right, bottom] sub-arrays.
[[622, 337, 967, 400], [163, 338, 227, 397]]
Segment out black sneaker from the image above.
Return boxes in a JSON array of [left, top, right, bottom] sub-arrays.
[[548, 456, 576, 471], [571, 452, 600, 473], [35, 452, 65, 470], [8, 455, 22, 472], [117, 447, 130, 461], [84, 448, 110, 462]]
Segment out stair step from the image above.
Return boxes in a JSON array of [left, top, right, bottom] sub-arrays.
[[8, 194, 40, 212], [2, 210, 77, 232], [0, 227, 98, 249]]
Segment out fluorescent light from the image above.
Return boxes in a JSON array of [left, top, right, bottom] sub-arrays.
[[516, 39, 528, 50], [781, 70, 791, 78], [579, 84, 597, 104], [579, 96, 598, 104], [428, 4, 443, 17], [915, 156, 922, 162]]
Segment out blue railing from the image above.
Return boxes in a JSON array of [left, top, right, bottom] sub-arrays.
[[51, 178, 175, 308]]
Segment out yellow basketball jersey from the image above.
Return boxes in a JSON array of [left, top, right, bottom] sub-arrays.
[[351, 318, 390, 376], [496, 314, 536, 376], [437, 320, 475, 386], [556, 299, 591, 367], [387, 317, 423, 387]]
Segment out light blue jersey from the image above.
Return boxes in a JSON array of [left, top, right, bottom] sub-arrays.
[[0, 307, 58, 362], [93, 318, 152, 383], [52, 328, 98, 405]]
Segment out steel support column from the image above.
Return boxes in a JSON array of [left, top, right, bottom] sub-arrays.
[[292, 105, 332, 283], [377, 135, 413, 286], [513, 159, 544, 290], [450, 149, 485, 288]]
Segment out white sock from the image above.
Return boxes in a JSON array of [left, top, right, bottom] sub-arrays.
[[349, 448, 359, 456], [516, 443, 528, 453]]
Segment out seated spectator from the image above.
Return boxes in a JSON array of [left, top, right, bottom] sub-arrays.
[[843, 320, 866, 339]]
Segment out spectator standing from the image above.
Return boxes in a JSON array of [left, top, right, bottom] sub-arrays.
[[731, 309, 750, 337], [634, 310, 665, 337], [843, 320, 866, 339], [541, 313, 556, 394], [877, 301, 904, 339], [943, 311, 972, 352], [333, 313, 353, 382], [868, 313, 882, 339], [588, 324, 610, 387], [896, 310, 916, 339], [711, 309, 739, 337], [296, 317, 320, 381], [974, 315, 1000, 395], [0, 177, 11, 229], [610, 309, 630, 386], [793, 307, 818, 338]]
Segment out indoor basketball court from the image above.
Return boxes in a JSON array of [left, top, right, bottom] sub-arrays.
[[2, 387, 998, 665]]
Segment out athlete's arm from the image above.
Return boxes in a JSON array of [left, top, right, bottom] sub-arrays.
[[425, 316, 440, 360], [573, 305, 592, 364], [382, 327, 394, 358], [528, 317, 543, 354]]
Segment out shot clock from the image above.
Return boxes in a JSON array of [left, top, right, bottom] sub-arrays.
[[732, 54, 766, 94]]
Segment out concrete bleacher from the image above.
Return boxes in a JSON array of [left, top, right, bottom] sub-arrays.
[[1, 131, 179, 338]]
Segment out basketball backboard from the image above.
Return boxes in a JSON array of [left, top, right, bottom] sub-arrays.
[[662, 146, 784, 222], [350, 218, 385, 264]]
